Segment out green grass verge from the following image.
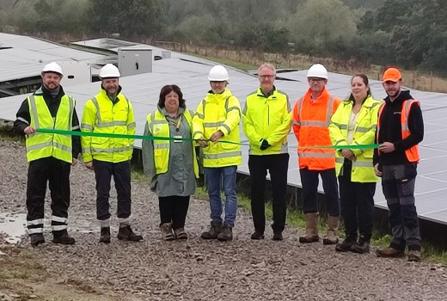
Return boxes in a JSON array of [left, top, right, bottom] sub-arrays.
[[185, 52, 257, 72]]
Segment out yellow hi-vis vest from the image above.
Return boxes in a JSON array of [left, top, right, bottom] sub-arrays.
[[192, 89, 242, 168], [328, 95, 382, 182], [146, 109, 199, 177], [26, 94, 74, 163], [81, 89, 135, 163]]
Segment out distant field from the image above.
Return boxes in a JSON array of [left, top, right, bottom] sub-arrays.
[[154, 42, 447, 93]]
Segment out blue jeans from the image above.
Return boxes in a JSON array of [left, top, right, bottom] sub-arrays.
[[204, 166, 238, 227]]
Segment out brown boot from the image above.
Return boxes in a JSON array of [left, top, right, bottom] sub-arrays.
[[407, 250, 421, 262], [174, 227, 188, 240], [376, 247, 405, 258], [201, 221, 222, 240], [217, 225, 233, 241], [160, 223, 175, 241], [299, 213, 319, 243], [323, 216, 339, 245]]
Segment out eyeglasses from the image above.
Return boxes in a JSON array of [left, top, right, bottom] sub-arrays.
[[308, 78, 326, 82], [259, 74, 275, 78]]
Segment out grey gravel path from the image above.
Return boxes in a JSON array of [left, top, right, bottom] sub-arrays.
[[1, 138, 446, 301]]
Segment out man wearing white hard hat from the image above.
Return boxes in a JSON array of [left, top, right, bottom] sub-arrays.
[[292, 64, 341, 245], [81, 64, 142, 243], [14, 62, 80, 246], [192, 65, 242, 241]]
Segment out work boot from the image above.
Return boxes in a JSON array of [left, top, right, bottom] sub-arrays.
[[335, 236, 356, 252], [160, 223, 175, 241], [30, 233, 45, 247], [250, 231, 264, 240], [351, 236, 370, 254], [217, 224, 233, 241], [272, 232, 283, 241], [99, 227, 111, 244], [299, 213, 319, 243], [174, 227, 188, 240], [376, 247, 405, 258], [407, 250, 422, 262], [323, 215, 339, 245], [52, 230, 75, 245], [201, 221, 222, 240], [117, 225, 143, 242]]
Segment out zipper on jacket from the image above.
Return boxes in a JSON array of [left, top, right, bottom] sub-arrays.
[[267, 102, 270, 125]]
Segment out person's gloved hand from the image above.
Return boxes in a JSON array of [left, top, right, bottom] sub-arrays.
[[260, 139, 271, 150]]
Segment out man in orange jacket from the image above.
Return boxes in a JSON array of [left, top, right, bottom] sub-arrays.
[[292, 64, 341, 245]]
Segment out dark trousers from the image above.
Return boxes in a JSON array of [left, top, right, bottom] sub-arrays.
[[248, 154, 289, 233], [300, 167, 339, 216], [338, 161, 376, 242], [159, 195, 190, 229], [382, 164, 421, 251], [26, 157, 71, 234], [93, 160, 131, 221]]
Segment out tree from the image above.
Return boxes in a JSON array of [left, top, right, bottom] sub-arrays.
[[288, 0, 357, 54], [88, 0, 161, 38]]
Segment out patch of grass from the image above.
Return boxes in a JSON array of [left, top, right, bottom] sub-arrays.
[[186, 52, 257, 72], [131, 169, 149, 182], [423, 245, 447, 265]]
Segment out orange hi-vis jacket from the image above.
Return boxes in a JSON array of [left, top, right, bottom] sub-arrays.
[[292, 88, 341, 170], [377, 98, 420, 163]]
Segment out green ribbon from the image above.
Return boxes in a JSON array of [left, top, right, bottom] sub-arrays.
[[36, 128, 378, 150]]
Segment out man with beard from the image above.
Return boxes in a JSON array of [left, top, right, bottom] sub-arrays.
[[14, 62, 80, 247], [81, 64, 142, 244], [374, 67, 424, 262]]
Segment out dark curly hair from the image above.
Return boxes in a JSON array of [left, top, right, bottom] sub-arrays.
[[158, 85, 186, 108]]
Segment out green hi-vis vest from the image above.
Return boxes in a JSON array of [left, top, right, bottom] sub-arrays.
[[26, 94, 74, 163], [146, 109, 199, 177]]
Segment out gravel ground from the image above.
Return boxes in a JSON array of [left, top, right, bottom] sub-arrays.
[[1, 138, 447, 301]]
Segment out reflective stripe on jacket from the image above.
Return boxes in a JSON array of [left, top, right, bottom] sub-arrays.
[[243, 88, 291, 155], [81, 88, 135, 163], [192, 88, 241, 167], [292, 88, 341, 170], [26, 93, 74, 163], [377, 99, 420, 163], [329, 95, 382, 182], [146, 108, 199, 177]]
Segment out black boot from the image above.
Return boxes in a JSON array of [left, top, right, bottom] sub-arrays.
[[351, 236, 370, 254], [30, 233, 45, 247], [99, 227, 111, 243], [335, 236, 356, 252], [117, 225, 143, 242], [52, 230, 75, 245]]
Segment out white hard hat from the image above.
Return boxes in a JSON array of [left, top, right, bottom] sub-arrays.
[[99, 64, 120, 79], [42, 62, 63, 76], [208, 65, 229, 81], [307, 64, 328, 79]]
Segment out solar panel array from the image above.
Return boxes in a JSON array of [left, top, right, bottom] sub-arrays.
[[1, 34, 446, 225]]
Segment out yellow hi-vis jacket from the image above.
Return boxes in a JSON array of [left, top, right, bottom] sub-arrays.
[[329, 95, 382, 182], [26, 91, 74, 163], [81, 88, 135, 163], [146, 108, 199, 177], [192, 88, 242, 168], [243, 87, 292, 155]]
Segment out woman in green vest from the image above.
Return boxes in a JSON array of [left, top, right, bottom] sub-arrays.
[[142, 85, 199, 240], [329, 74, 382, 254]]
